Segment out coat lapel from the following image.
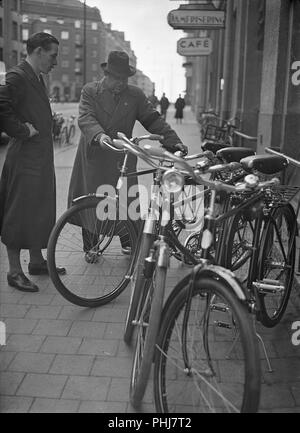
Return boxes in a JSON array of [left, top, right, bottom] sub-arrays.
[[108, 89, 135, 129], [19, 61, 51, 113]]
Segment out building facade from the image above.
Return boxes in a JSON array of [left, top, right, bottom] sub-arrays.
[[0, 0, 23, 69], [181, 0, 300, 184]]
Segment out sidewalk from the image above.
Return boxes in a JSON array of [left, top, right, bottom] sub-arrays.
[[0, 107, 300, 413]]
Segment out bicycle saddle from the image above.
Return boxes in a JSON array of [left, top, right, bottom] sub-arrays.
[[201, 141, 229, 154], [216, 147, 255, 163], [240, 155, 289, 175]]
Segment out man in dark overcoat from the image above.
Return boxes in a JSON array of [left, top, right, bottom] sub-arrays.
[[0, 32, 64, 292], [68, 51, 187, 254]]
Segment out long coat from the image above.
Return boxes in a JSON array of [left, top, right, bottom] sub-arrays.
[[175, 97, 186, 119], [0, 60, 55, 249], [68, 79, 182, 205]]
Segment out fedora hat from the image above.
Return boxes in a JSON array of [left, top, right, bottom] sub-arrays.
[[101, 51, 136, 78]]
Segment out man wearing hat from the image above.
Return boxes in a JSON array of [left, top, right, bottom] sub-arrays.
[[68, 51, 187, 253]]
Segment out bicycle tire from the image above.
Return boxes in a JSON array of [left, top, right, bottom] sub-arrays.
[[130, 247, 168, 408], [154, 275, 261, 413], [124, 225, 155, 344], [257, 204, 296, 327], [47, 195, 137, 307], [60, 126, 68, 146]]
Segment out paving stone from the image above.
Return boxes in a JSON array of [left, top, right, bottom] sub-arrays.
[[40, 336, 82, 355], [92, 308, 127, 323], [0, 351, 16, 370], [78, 338, 118, 356], [62, 376, 110, 401], [291, 383, 300, 405], [4, 335, 45, 353], [29, 398, 80, 413], [0, 304, 30, 318], [91, 356, 131, 377], [16, 373, 68, 398], [58, 305, 95, 321], [0, 396, 33, 413], [49, 354, 94, 375], [8, 352, 55, 374], [0, 372, 25, 396], [32, 319, 73, 336], [78, 401, 127, 413], [107, 378, 131, 402], [260, 383, 296, 409], [68, 321, 106, 339], [1, 292, 24, 304], [4, 318, 38, 335], [104, 323, 123, 340], [25, 305, 62, 320], [19, 294, 55, 306]]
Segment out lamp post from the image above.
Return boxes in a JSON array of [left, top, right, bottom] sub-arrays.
[[83, 0, 87, 85]]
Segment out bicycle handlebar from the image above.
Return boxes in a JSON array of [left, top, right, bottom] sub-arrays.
[[265, 147, 300, 168], [234, 130, 257, 141]]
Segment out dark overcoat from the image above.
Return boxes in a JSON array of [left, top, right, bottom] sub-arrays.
[[68, 79, 182, 204], [175, 97, 186, 119], [0, 60, 55, 249]]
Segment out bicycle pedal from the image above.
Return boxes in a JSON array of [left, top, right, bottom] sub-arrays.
[[210, 303, 229, 313], [252, 281, 285, 294], [214, 321, 232, 330]]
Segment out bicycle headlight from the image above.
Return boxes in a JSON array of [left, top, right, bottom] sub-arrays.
[[162, 169, 184, 194]]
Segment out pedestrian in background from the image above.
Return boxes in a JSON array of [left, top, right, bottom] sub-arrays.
[[159, 92, 170, 120], [68, 51, 187, 256], [175, 94, 186, 124], [0, 32, 65, 293]]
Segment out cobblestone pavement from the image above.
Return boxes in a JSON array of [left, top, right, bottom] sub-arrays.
[[1, 107, 300, 413]]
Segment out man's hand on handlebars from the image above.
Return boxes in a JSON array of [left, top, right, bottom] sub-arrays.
[[97, 133, 113, 148], [173, 143, 188, 156]]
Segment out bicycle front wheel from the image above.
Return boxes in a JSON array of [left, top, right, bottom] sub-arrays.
[[130, 250, 168, 408], [258, 204, 296, 327], [154, 276, 261, 413], [47, 195, 137, 307]]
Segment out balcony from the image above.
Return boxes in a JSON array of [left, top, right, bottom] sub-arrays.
[[75, 69, 82, 75]]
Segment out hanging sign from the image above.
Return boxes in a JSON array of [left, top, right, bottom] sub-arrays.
[[168, 9, 225, 29], [177, 37, 213, 56]]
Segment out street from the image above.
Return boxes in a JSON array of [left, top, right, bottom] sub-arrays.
[[0, 105, 300, 413]]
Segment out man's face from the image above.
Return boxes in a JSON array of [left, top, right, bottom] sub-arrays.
[[38, 43, 59, 74], [105, 73, 128, 94]]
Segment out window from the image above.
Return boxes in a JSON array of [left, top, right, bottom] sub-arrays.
[[0, 18, 2, 37], [57, 19, 64, 25], [0, 0, 3, 8], [22, 28, 29, 41], [91, 22, 98, 31], [92, 50, 97, 58], [11, 50, 18, 66], [12, 21, 18, 41], [11, 0, 18, 11], [40, 17, 47, 23], [44, 29, 52, 35], [0, 48, 3, 61], [62, 46, 70, 55], [92, 37, 98, 44], [75, 20, 81, 29], [62, 74, 69, 83], [61, 31, 69, 40], [92, 64, 97, 71], [62, 60, 69, 68], [22, 15, 29, 23]]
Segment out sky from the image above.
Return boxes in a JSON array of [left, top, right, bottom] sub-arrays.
[[85, 0, 186, 101]]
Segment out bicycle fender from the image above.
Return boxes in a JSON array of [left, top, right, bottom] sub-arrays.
[[72, 193, 112, 205], [195, 265, 247, 301]]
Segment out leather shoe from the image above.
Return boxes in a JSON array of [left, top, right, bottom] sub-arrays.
[[28, 260, 66, 276], [7, 272, 39, 292]]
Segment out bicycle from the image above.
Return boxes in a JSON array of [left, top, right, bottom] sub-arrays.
[[115, 136, 268, 411], [60, 115, 77, 146]]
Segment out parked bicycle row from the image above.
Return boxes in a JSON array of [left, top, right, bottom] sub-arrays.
[[45, 124, 300, 413]]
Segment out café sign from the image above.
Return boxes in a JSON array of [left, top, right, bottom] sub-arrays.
[[168, 9, 225, 30], [177, 37, 213, 56]]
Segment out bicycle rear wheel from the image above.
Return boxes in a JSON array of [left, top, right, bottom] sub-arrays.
[[257, 204, 296, 327], [154, 276, 261, 413], [47, 195, 137, 307]]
